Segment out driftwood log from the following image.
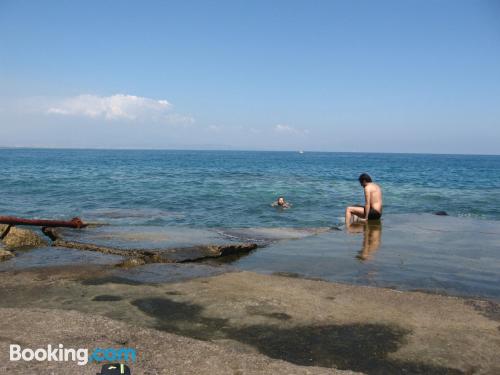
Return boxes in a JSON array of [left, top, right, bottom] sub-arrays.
[[0, 216, 86, 229]]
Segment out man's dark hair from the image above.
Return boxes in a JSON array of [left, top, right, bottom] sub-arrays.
[[358, 173, 372, 184]]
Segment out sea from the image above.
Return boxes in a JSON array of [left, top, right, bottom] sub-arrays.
[[1, 148, 500, 300], [1, 148, 499, 226]]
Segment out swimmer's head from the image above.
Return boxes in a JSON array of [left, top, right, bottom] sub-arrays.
[[277, 197, 286, 206]]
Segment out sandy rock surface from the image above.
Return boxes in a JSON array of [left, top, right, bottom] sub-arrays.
[[0, 307, 357, 375], [0, 268, 498, 374]]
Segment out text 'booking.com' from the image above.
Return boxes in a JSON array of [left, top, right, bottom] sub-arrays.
[[9, 344, 136, 366]]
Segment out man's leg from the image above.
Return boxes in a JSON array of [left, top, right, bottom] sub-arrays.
[[345, 206, 365, 225]]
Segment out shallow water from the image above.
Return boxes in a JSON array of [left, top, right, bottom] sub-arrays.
[[232, 214, 500, 300], [1, 214, 498, 301], [59, 226, 233, 249], [0, 247, 123, 270]]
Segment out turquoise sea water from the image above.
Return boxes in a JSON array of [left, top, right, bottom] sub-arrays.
[[1, 148, 499, 226]]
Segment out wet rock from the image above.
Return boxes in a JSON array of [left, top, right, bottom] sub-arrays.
[[0, 247, 14, 261], [2, 227, 47, 249], [434, 211, 449, 216], [52, 235, 259, 264], [116, 257, 147, 268]]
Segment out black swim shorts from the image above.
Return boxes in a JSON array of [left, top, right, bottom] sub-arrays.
[[368, 208, 382, 220]]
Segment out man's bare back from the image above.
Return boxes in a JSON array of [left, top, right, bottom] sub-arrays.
[[364, 182, 383, 214], [345, 173, 383, 225]]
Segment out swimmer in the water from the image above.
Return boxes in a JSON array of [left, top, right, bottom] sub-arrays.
[[272, 196, 291, 208]]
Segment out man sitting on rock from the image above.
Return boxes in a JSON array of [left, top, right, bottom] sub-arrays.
[[345, 173, 383, 226]]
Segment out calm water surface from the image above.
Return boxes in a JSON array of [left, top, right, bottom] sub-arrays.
[[1, 149, 499, 226]]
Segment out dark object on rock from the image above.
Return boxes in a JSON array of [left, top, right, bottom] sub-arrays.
[[41, 227, 60, 241], [0, 224, 11, 240], [434, 211, 449, 216], [98, 363, 131, 375], [0, 216, 86, 228]]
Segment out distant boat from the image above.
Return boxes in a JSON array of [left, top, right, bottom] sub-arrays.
[[299, 150, 304, 154]]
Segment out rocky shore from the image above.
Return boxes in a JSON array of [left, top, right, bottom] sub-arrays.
[[0, 307, 359, 375], [0, 221, 499, 374], [0, 266, 498, 374]]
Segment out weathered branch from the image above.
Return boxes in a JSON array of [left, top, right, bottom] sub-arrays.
[[0, 216, 86, 229]]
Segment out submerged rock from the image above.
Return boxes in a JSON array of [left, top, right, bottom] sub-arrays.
[[116, 258, 147, 268], [2, 227, 47, 249], [0, 247, 14, 261], [434, 211, 449, 216]]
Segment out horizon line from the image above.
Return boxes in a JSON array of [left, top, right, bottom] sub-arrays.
[[0, 146, 498, 157]]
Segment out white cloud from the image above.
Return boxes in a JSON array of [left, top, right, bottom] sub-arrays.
[[45, 94, 193, 124], [208, 125, 223, 132], [274, 124, 309, 135]]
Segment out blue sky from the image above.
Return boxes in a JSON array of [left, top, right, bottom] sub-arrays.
[[1, 0, 499, 154]]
